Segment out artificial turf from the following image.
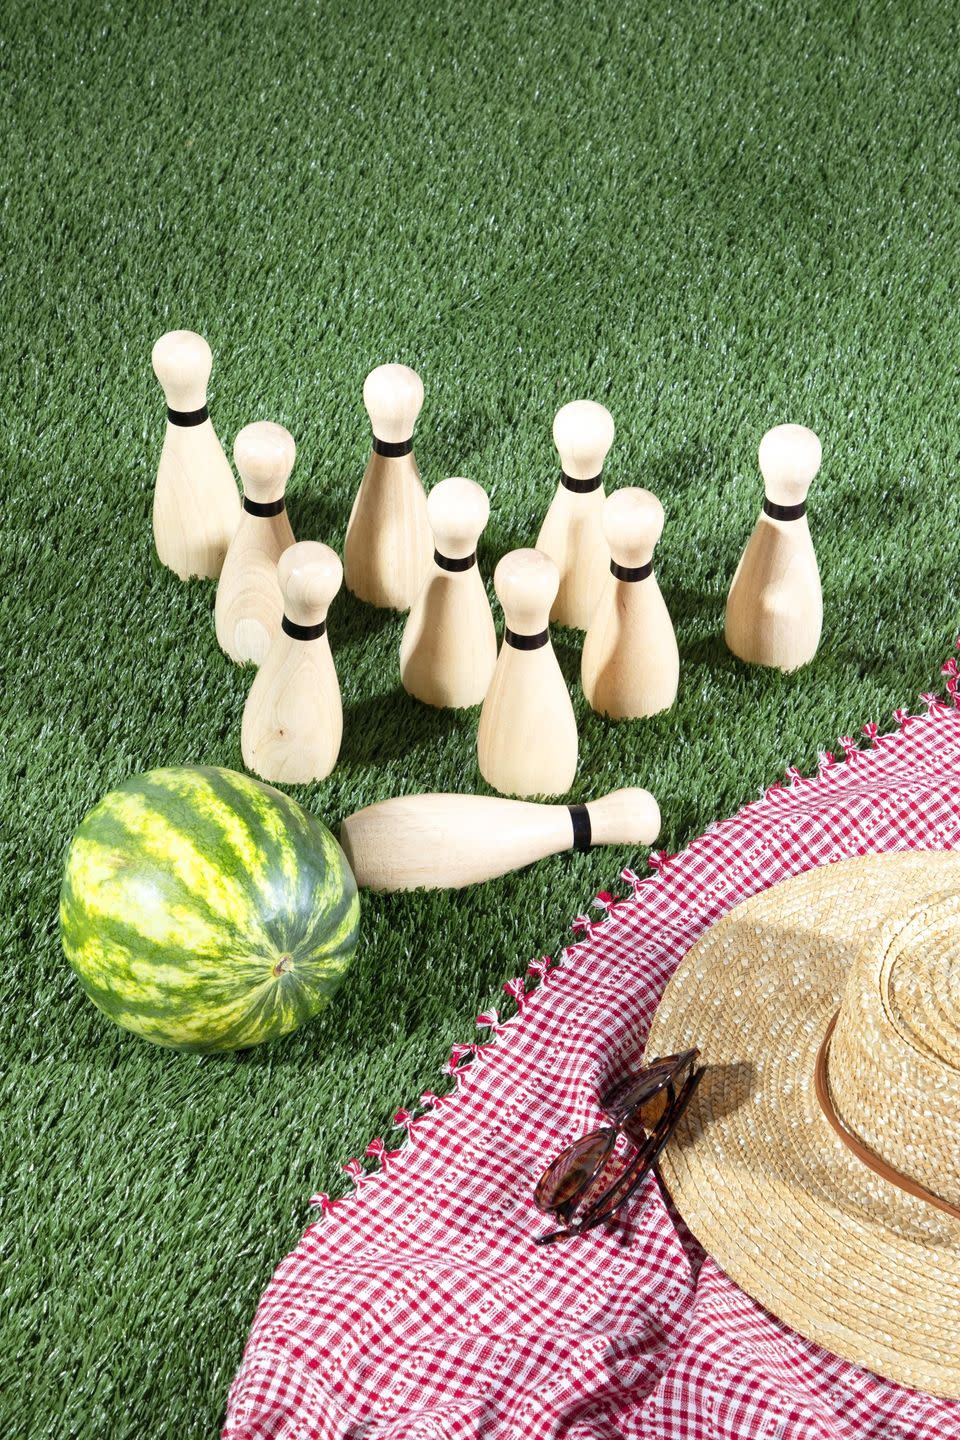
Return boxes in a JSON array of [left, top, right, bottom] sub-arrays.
[[5, 0, 960, 1433]]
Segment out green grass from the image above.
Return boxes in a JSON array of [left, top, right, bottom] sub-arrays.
[[4, 0, 960, 1433]]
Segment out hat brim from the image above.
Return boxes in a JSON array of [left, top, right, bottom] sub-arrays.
[[647, 850, 960, 1397]]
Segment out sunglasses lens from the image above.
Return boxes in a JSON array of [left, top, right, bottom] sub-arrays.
[[637, 1086, 671, 1130], [534, 1130, 614, 1215], [603, 1065, 668, 1121], [583, 1145, 656, 1228], [606, 1050, 699, 1126], [578, 1066, 705, 1234]]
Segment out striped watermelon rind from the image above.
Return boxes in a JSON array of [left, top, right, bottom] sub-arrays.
[[59, 766, 360, 1053]]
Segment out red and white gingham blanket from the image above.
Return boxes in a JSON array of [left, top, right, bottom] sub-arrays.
[[224, 668, 960, 1440]]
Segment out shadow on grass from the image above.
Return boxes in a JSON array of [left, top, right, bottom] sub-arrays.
[[636, 443, 720, 502], [677, 624, 741, 674], [341, 685, 462, 766], [290, 488, 348, 555], [420, 409, 496, 481], [329, 585, 403, 651]]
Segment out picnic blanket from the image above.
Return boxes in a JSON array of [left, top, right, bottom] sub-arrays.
[[223, 665, 960, 1440]]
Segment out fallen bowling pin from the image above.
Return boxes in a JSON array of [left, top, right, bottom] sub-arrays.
[[215, 421, 297, 665], [339, 787, 661, 891], [151, 330, 241, 579], [725, 425, 823, 671], [581, 487, 679, 718], [343, 363, 432, 610], [399, 476, 497, 708], [535, 400, 615, 629], [476, 548, 578, 797], [241, 542, 343, 784]]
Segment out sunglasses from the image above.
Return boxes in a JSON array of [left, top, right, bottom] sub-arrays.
[[533, 1049, 704, 1245]]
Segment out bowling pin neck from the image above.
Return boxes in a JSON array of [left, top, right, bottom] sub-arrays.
[[494, 548, 559, 637], [559, 469, 605, 495], [363, 363, 424, 448], [760, 494, 810, 523], [428, 476, 489, 563], [151, 330, 212, 415], [580, 788, 661, 847], [758, 424, 821, 510], [234, 421, 296, 506], [553, 399, 615, 483], [603, 487, 664, 576], [279, 542, 342, 630]]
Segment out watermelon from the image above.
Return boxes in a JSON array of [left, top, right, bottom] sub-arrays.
[[59, 766, 360, 1053]]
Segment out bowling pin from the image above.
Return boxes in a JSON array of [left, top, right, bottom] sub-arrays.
[[241, 542, 343, 784], [340, 786, 661, 891], [151, 330, 241, 579], [215, 422, 297, 665], [581, 488, 679, 718], [725, 425, 823, 671], [535, 400, 615, 629], [399, 477, 497, 708], [343, 364, 432, 610], [477, 548, 578, 798]]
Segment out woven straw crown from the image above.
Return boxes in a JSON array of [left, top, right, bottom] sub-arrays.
[[827, 894, 960, 1211]]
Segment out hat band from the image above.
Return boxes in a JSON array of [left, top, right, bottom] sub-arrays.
[[814, 1013, 960, 1222]]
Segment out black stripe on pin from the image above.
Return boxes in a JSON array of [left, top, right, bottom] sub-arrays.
[[167, 405, 209, 427], [282, 615, 326, 641], [569, 804, 592, 852], [434, 550, 476, 572], [561, 470, 603, 494], [611, 559, 653, 582], [504, 627, 549, 650], [243, 496, 286, 518], [763, 497, 806, 521], [373, 436, 414, 457]]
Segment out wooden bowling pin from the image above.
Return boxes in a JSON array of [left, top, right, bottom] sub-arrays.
[[535, 400, 615, 629], [399, 477, 497, 708], [581, 488, 679, 718], [477, 549, 578, 798], [343, 364, 432, 610], [215, 422, 297, 665], [725, 425, 823, 671], [241, 542, 343, 784], [151, 330, 241, 579], [340, 786, 661, 891]]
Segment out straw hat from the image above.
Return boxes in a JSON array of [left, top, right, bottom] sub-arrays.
[[646, 850, 960, 1397]]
